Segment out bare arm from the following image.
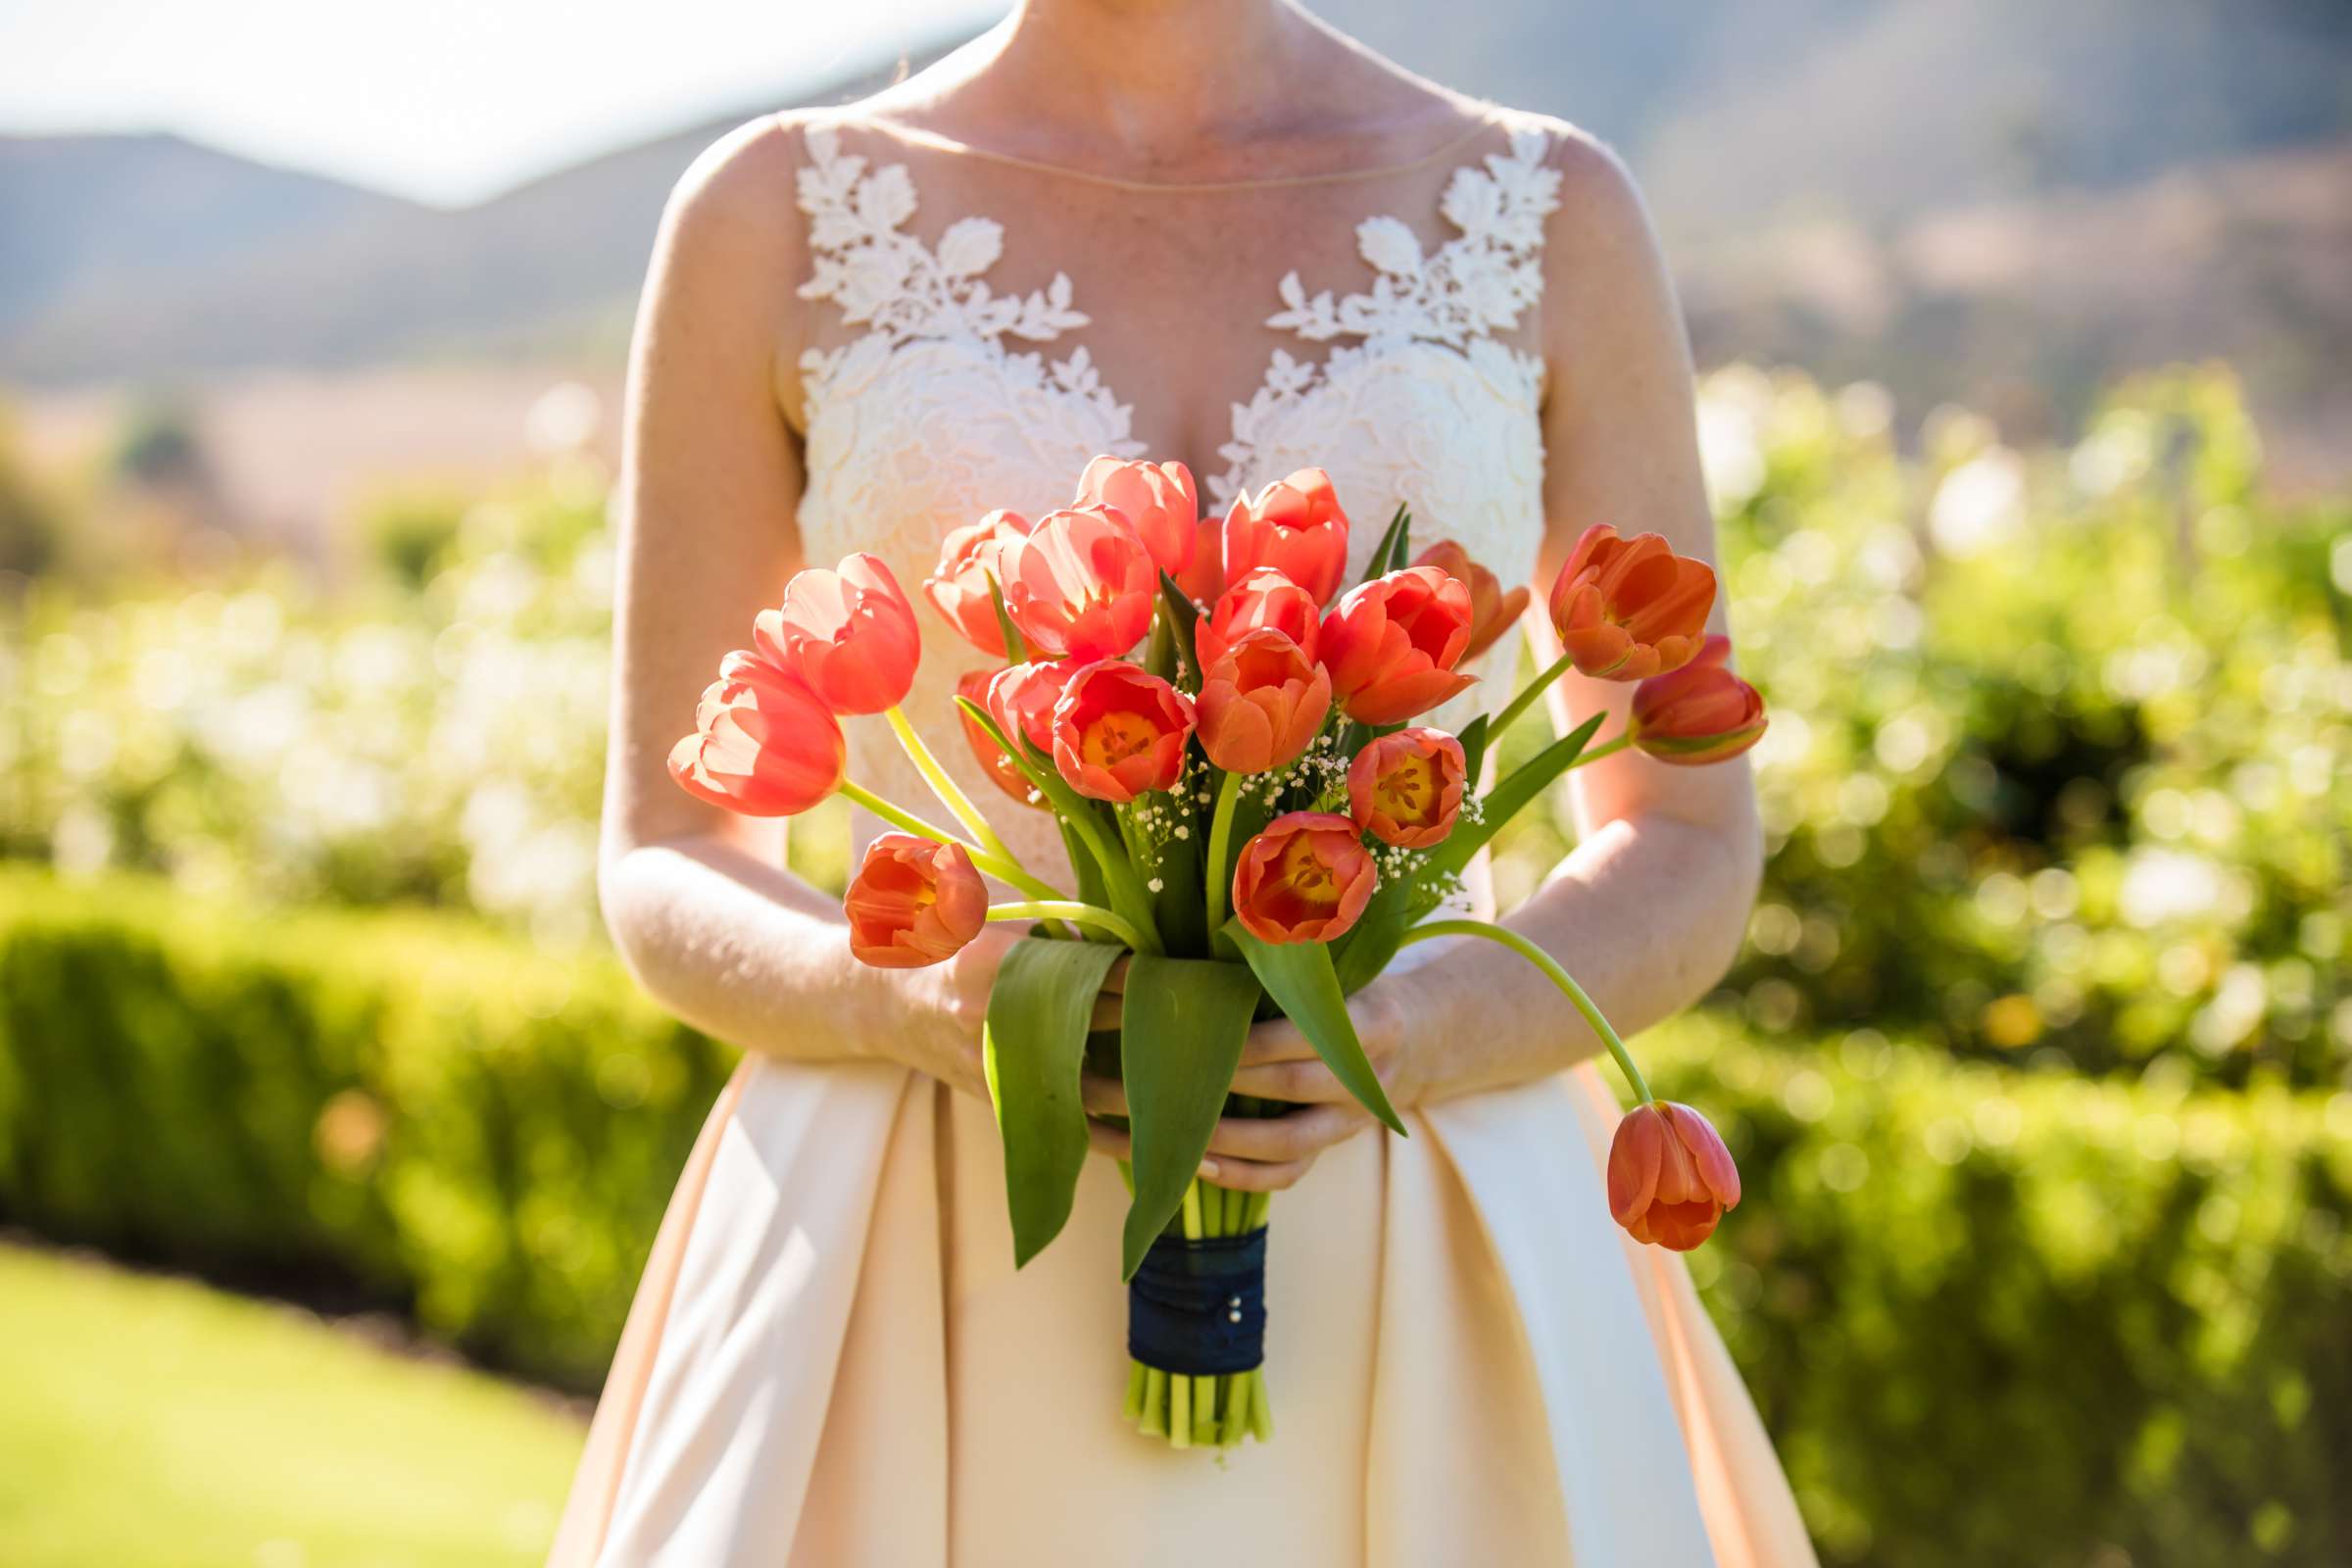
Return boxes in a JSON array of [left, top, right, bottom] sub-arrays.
[[599, 117, 1010, 1095]]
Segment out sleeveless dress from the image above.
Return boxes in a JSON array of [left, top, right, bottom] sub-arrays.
[[551, 111, 1820, 1568]]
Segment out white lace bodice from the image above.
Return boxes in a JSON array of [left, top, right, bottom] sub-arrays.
[[791, 118, 1565, 874]]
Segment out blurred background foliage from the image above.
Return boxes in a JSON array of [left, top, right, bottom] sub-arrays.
[[1, 361, 2347, 1564]]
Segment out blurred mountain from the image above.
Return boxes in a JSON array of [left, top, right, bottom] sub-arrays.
[[3, 1, 2348, 391]]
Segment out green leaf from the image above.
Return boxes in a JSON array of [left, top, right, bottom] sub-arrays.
[[984, 935, 1127, 1268], [1224, 921, 1407, 1137], [1425, 710, 1606, 880], [1157, 569, 1201, 682], [986, 574, 1027, 663], [1455, 711, 1492, 792], [1117, 955, 1263, 1278], [1360, 502, 1412, 584]]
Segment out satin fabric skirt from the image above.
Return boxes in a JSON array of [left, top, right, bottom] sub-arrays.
[[548, 1046, 1819, 1568]]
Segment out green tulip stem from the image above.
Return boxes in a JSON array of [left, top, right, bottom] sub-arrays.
[[1490, 648, 1579, 741], [837, 780, 1068, 906], [985, 900, 1150, 954], [882, 704, 1027, 870], [1398, 918, 1655, 1106], [1201, 768, 1244, 939]]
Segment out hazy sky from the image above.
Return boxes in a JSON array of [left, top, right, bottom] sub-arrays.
[[0, 0, 1002, 206]]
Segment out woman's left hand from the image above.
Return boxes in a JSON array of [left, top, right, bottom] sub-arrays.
[[1079, 977, 1425, 1192]]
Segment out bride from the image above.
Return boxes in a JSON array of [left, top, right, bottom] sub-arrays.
[[552, 1, 1818, 1562]]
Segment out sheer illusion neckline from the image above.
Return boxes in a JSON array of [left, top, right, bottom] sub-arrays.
[[840, 111, 1506, 195]]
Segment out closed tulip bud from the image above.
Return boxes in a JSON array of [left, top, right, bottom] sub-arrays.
[[1631, 635, 1766, 765], [956, 668, 1042, 808], [1230, 810, 1378, 945], [1320, 565, 1477, 725], [1195, 565, 1322, 672], [924, 509, 1032, 657], [844, 833, 989, 968], [982, 660, 1069, 761], [756, 552, 923, 714], [1075, 455, 1199, 577], [1003, 504, 1157, 661], [1413, 538, 1528, 662], [1221, 467, 1350, 606], [1197, 629, 1332, 775], [1545, 524, 1715, 681], [1606, 1102, 1741, 1250], [666, 651, 846, 816], [1347, 726, 1467, 849], [1050, 661, 1195, 804]]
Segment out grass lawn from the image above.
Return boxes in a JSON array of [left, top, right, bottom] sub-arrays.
[[0, 1243, 587, 1567]]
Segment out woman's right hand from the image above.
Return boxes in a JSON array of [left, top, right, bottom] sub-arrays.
[[855, 926, 1124, 1101]]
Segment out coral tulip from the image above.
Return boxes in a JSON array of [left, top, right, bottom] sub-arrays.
[[666, 651, 846, 816], [924, 509, 1032, 657], [1546, 524, 1715, 681], [1632, 635, 1767, 765], [1196, 629, 1332, 775], [1230, 810, 1378, 945], [1414, 538, 1528, 662], [1221, 467, 1350, 606], [1003, 504, 1156, 661], [1195, 565, 1322, 672], [983, 660, 1070, 759], [1606, 1102, 1741, 1250], [1319, 565, 1477, 725], [1050, 661, 1195, 804], [755, 552, 922, 714], [1075, 455, 1198, 577], [844, 833, 989, 968], [956, 668, 1042, 808], [1172, 514, 1226, 604], [1347, 726, 1467, 849]]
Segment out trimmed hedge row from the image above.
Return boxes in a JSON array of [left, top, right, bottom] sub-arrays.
[[1, 869, 2345, 1565]]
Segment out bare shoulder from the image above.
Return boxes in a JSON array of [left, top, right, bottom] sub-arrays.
[[657, 112, 808, 261]]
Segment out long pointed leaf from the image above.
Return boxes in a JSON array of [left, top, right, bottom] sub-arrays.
[[1225, 922, 1406, 1136], [1360, 502, 1412, 583], [1118, 955, 1263, 1277], [985, 935, 1128, 1267], [1425, 710, 1605, 879], [1157, 569, 1201, 682]]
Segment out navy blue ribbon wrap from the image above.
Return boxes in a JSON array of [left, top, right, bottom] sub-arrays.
[[1126, 1226, 1269, 1376]]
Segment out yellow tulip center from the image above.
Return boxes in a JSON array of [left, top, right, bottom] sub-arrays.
[[1374, 753, 1441, 825], [1082, 710, 1158, 769]]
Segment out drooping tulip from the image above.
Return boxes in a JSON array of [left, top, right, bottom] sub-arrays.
[[1221, 467, 1350, 606], [1230, 810, 1378, 945], [1003, 504, 1157, 661], [1546, 524, 1716, 681], [1347, 726, 1467, 849], [925, 509, 1032, 657], [755, 552, 923, 714], [1631, 635, 1767, 765], [1319, 565, 1477, 725], [1413, 538, 1529, 662], [1050, 661, 1196, 804], [844, 833, 989, 968], [1606, 1102, 1741, 1250], [1194, 565, 1322, 672], [1196, 629, 1332, 775], [666, 651, 846, 816], [956, 668, 1042, 808], [1075, 455, 1199, 577], [982, 660, 1071, 760]]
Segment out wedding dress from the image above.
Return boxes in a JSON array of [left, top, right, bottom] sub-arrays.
[[551, 109, 1818, 1568]]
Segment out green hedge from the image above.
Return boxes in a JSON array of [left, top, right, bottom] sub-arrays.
[[1, 869, 2345, 1565]]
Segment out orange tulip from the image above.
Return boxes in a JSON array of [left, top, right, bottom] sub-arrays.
[[1171, 514, 1226, 604], [1195, 565, 1321, 672], [844, 833, 989, 968], [1319, 565, 1477, 725], [666, 651, 846, 816], [1196, 629, 1332, 775], [1546, 524, 1715, 681], [1347, 726, 1466, 849], [1221, 467, 1350, 606], [956, 668, 1042, 808], [982, 660, 1070, 759], [1632, 635, 1767, 765], [1606, 1102, 1741, 1250], [755, 552, 923, 715], [1050, 661, 1195, 804], [924, 509, 1032, 657], [1413, 538, 1528, 662], [1003, 504, 1157, 661], [1230, 810, 1378, 945], [1075, 455, 1199, 577]]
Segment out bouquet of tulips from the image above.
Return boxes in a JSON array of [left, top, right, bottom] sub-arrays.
[[668, 457, 1767, 1449]]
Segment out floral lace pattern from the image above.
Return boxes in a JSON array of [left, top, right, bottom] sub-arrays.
[[790, 118, 1561, 876]]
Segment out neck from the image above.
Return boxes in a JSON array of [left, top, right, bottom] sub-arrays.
[[977, 0, 1331, 157]]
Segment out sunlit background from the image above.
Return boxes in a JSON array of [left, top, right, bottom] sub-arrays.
[[2, 3, 2348, 1564]]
